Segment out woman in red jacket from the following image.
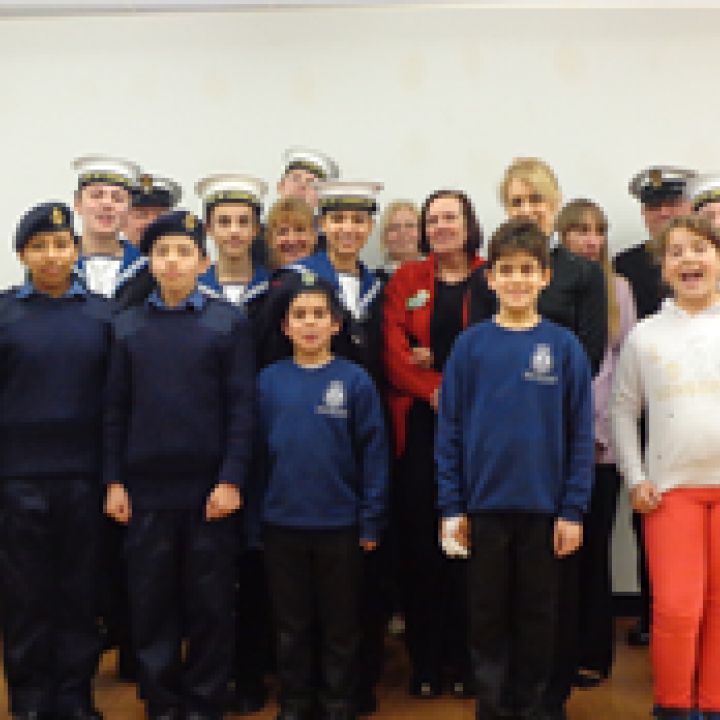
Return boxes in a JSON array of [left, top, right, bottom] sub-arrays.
[[384, 189, 493, 698]]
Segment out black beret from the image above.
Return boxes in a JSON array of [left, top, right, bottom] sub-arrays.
[[14, 202, 76, 251], [140, 210, 206, 256], [269, 269, 343, 330]]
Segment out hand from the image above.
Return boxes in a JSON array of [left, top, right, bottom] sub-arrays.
[[410, 346, 434, 369], [205, 482, 243, 521], [595, 441, 607, 462], [105, 483, 131, 525], [429, 387, 440, 412], [455, 515, 470, 549], [553, 518, 583, 558], [630, 481, 661, 514], [440, 515, 470, 558], [360, 538, 378, 552]]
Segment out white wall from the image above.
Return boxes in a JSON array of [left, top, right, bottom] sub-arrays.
[[1, 3, 715, 591]]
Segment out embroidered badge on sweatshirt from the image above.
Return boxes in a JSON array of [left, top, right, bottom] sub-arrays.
[[524, 343, 558, 385], [316, 380, 348, 418]]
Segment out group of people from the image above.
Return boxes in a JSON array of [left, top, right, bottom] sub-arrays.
[[1, 147, 720, 720]]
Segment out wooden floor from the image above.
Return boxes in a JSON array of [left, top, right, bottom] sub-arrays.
[[0, 619, 652, 719]]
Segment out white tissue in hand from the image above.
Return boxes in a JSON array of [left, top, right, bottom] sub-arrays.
[[441, 516, 469, 559]]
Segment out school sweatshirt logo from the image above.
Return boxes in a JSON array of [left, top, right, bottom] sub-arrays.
[[524, 343, 558, 384], [317, 380, 348, 418]]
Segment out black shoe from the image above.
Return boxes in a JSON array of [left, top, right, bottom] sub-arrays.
[[449, 677, 476, 699], [540, 709, 568, 720], [184, 713, 222, 720], [573, 668, 607, 689], [149, 709, 182, 720], [627, 620, 650, 647], [409, 675, 442, 698], [230, 682, 268, 714], [356, 690, 377, 715], [58, 709, 104, 720], [13, 713, 52, 720], [276, 707, 314, 720], [117, 649, 137, 682]]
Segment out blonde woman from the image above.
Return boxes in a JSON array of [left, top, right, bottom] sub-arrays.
[[558, 199, 637, 687], [376, 200, 421, 280]]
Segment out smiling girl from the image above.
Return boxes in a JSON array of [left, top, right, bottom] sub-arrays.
[[613, 215, 720, 720]]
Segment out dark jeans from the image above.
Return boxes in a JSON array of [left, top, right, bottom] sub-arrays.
[[126, 508, 237, 717], [469, 512, 558, 720], [264, 524, 361, 718], [0, 475, 101, 715], [578, 463, 621, 676]]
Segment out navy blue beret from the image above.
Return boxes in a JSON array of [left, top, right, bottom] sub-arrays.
[[276, 268, 343, 320], [14, 202, 76, 251], [140, 210, 206, 256]]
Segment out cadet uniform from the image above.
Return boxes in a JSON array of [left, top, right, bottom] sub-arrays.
[[195, 174, 274, 714], [113, 172, 182, 308], [0, 203, 112, 720], [72, 155, 147, 299], [614, 166, 696, 649], [104, 211, 255, 720]]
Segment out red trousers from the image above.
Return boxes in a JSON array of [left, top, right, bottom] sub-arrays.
[[644, 487, 720, 711]]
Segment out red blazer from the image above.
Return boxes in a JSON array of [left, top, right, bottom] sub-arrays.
[[383, 253, 484, 457]]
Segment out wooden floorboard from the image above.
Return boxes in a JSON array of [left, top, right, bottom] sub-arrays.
[[0, 619, 653, 718]]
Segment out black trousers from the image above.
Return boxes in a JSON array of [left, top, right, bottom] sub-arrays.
[[396, 402, 471, 684], [356, 540, 392, 698], [234, 547, 273, 692], [542, 546, 580, 712], [577, 464, 621, 677], [264, 525, 361, 718], [101, 517, 134, 673], [0, 475, 101, 715], [125, 508, 237, 717], [469, 512, 558, 720]]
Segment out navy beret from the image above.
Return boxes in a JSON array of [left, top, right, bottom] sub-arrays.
[[276, 268, 342, 321], [14, 202, 76, 251], [140, 210, 206, 256]]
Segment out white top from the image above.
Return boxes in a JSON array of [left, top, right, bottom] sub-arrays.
[[338, 273, 361, 319], [611, 298, 720, 493], [223, 283, 246, 305], [83, 256, 122, 298]]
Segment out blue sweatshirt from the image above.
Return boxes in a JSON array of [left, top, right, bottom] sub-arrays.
[[103, 288, 255, 509], [436, 319, 593, 522], [257, 356, 389, 541], [0, 281, 113, 479]]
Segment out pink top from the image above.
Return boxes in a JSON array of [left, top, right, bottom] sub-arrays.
[[594, 274, 637, 465]]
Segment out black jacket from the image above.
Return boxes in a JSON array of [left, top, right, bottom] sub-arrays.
[[613, 243, 667, 321], [469, 245, 607, 376]]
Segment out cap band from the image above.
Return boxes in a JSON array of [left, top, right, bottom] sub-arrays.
[[319, 196, 378, 214], [286, 159, 327, 180]]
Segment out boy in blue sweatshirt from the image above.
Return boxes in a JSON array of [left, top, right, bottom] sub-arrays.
[[256, 271, 389, 720], [0, 202, 112, 720], [435, 219, 593, 720], [103, 210, 255, 720]]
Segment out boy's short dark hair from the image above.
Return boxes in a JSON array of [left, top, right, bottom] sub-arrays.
[[487, 219, 550, 269], [282, 271, 343, 322]]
